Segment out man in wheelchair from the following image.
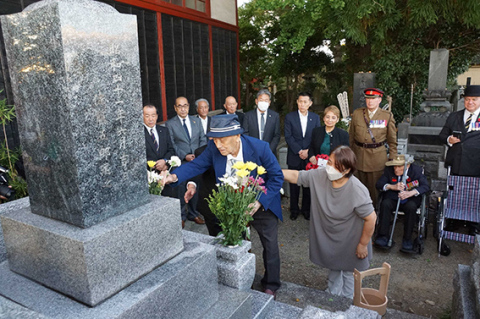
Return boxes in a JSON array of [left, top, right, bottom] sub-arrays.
[[374, 155, 430, 253]]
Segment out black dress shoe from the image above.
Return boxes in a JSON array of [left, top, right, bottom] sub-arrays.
[[290, 213, 299, 220], [302, 212, 310, 220]]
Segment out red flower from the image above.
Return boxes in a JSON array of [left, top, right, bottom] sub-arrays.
[[392, 178, 397, 182], [407, 178, 411, 182], [306, 163, 318, 171]]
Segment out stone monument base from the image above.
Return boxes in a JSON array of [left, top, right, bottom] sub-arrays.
[[1, 195, 183, 306], [0, 241, 236, 319]]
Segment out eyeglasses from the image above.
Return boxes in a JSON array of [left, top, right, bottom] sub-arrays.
[[176, 104, 189, 109]]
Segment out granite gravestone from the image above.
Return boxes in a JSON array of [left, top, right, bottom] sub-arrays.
[[420, 49, 452, 113], [353, 72, 375, 110], [0, 0, 184, 307], [1, 0, 148, 228]]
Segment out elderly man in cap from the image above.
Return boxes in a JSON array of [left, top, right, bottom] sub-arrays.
[[440, 85, 480, 177], [163, 114, 284, 298], [374, 155, 429, 252], [349, 88, 397, 206]]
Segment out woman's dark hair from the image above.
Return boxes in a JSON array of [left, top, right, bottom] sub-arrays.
[[330, 145, 356, 178]]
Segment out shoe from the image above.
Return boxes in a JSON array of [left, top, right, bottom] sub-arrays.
[[401, 238, 413, 251], [193, 216, 205, 225], [290, 211, 299, 220], [182, 220, 185, 229], [374, 236, 388, 247], [264, 289, 277, 300], [302, 212, 310, 220]]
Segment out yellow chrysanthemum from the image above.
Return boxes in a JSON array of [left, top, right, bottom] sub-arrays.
[[257, 166, 266, 175], [236, 169, 250, 178], [147, 161, 156, 168], [245, 161, 257, 171], [232, 161, 247, 170]]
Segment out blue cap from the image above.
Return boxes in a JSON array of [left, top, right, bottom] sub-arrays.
[[207, 114, 244, 138]]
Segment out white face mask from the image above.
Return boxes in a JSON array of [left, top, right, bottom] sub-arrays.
[[257, 101, 269, 112], [325, 164, 345, 181]]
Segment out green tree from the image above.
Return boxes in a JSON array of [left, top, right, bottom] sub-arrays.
[[241, 0, 480, 121]]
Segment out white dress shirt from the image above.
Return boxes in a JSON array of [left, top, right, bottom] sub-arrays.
[[199, 116, 208, 135], [226, 141, 244, 176], [144, 124, 158, 144], [298, 110, 308, 137], [179, 115, 192, 138]]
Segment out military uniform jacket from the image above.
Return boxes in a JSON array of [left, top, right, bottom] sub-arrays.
[[349, 107, 397, 172]]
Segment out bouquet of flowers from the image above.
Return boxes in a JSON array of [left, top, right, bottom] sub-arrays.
[[147, 156, 181, 195], [207, 161, 267, 246], [306, 154, 329, 170]]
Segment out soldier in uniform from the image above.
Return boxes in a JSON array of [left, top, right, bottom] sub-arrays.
[[349, 88, 397, 207]]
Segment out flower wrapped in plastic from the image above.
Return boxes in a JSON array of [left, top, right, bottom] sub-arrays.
[[147, 156, 182, 195]]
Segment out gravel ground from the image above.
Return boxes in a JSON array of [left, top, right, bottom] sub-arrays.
[[185, 196, 473, 319]]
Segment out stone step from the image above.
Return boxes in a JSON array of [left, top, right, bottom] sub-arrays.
[[264, 300, 303, 318], [298, 305, 378, 318], [0, 241, 219, 319], [250, 289, 274, 319], [253, 277, 428, 319], [201, 285, 251, 319]]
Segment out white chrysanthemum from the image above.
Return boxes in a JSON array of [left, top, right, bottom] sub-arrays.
[[168, 156, 182, 168]]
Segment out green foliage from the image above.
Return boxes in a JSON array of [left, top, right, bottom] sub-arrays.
[[0, 93, 28, 200], [240, 0, 480, 122]]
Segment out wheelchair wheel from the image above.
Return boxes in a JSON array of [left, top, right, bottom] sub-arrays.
[[438, 240, 451, 256]]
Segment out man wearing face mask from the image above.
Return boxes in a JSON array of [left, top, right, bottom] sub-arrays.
[[349, 88, 397, 207], [243, 89, 281, 155]]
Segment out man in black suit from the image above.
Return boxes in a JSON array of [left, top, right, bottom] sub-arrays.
[[143, 104, 175, 197], [439, 85, 480, 177], [284, 92, 321, 220], [222, 96, 244, 126], [243, 89, 281, 155], [374, 155, 429, 252], [195, 98, 211, 135]]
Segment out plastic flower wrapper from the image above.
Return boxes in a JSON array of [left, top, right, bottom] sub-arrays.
[[207, 161, 267, 246]]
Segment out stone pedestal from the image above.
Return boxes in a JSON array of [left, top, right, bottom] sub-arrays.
[[0, 242, 220, 319], [216, 241, 256, 291], [1, 196, 183, 306]]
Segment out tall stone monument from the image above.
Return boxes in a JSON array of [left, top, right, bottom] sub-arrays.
[[399, 49, 452, 189], [0, 0, 184, 308], [353, 72, 375, 110]]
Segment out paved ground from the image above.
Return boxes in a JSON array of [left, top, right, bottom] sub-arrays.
[[185, 196, 473, 319]]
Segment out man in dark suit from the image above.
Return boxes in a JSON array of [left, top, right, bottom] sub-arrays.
[[164, 114, 284, 298], [439, 85, 480, 177], [222, 96, 244, 126], [243, 89, 281, 155], [143, 104, 176, 198], [374, 155, 429, 252], [195, 98, 211, 135], [284, 92, 321, 220], [166, 96, 207, 227]]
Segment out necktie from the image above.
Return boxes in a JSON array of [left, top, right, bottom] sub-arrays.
[[230, 159, 238, 177], [183, 118, 191, 141], [150, 128, 158, 151], [260, 113, 265, 140], [465, 113, 473, 131]]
